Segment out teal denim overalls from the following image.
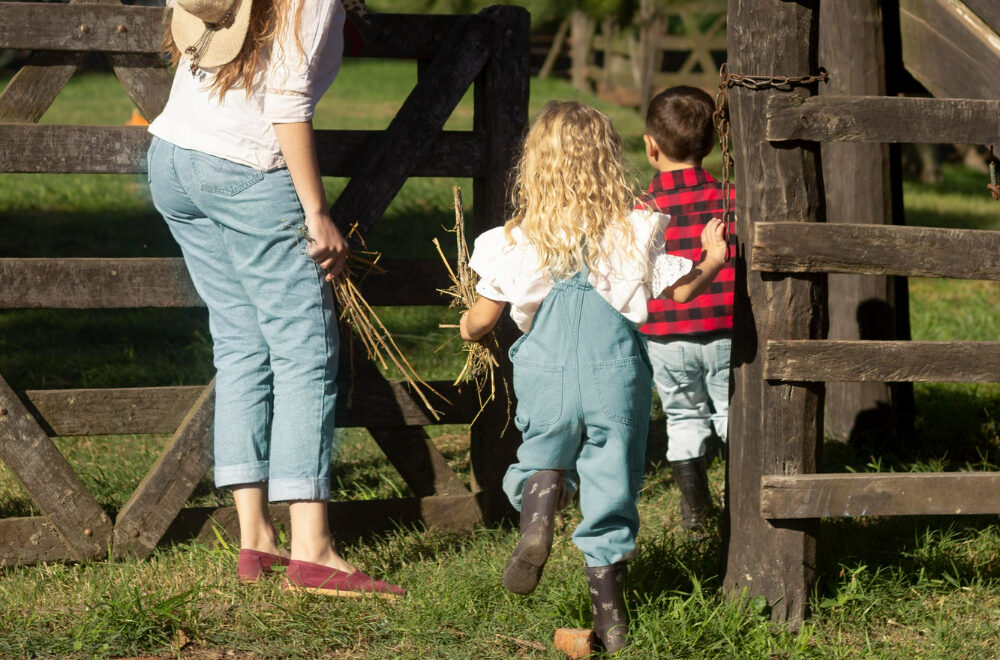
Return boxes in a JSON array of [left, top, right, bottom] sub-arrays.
[[502, 267, 653, 567]]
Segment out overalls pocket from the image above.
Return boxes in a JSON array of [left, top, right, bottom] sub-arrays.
[[511, 358, 563, 428], [591, 355, 652, 427], [189, 152, 264, 196]]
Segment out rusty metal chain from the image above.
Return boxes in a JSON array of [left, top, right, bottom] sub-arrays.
[[712, 63, 830, 259]]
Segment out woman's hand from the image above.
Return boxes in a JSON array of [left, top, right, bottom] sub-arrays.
[[304, 211, 349, 281], [700, 217, 728, 266]]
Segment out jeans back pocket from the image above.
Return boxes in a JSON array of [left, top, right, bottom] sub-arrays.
[[591, 355, 652, 427], [512, 358, 563, 429], [189, 151, 264, 196]]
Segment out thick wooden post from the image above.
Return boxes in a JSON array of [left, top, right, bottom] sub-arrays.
[[820, 1, 899, 442], [723, 0, 824, 625], [470, 5, 529, 523]]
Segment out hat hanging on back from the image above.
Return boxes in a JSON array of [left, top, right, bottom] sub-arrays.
[[172, 0, 253, 73]]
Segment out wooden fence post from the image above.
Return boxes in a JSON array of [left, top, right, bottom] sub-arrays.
[[723, 0, 824, 626], [471, 5, 529, 523], [820, 1, 900, 443]]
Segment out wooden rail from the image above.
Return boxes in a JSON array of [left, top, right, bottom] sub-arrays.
[[761, 473, 1000, 519], [766, 95, 1000, 144], [765, 340, 1000, 383], [752, 222, 1000, 280]]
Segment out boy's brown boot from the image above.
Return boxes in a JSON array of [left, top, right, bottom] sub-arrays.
[[670, 457, 711, 530], [502, 470, 564, 595], [585, 562, 629, 654]]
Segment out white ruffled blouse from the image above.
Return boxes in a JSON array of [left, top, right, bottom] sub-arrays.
[[468, 211, 693, 333]]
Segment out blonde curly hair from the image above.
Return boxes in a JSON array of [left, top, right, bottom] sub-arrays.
[[505, 101, 645, 281]]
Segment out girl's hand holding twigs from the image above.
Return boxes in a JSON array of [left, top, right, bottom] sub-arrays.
[[701, 217, 728, 266], [459, 311, 475, 341], [305, 211, 349, 281]]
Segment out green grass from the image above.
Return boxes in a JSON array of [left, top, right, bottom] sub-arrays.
[[2, 62, 1000, 658]]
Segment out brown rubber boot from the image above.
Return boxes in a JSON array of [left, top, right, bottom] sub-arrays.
[[585, 562, 629, 654], [502, 470, 564, 595], [670, 456, 711, 530]]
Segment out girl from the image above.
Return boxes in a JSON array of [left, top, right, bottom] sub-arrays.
[[460, 101, 726, 651], [147, 0, 403, 598]]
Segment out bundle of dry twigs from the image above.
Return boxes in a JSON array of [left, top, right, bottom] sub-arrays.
[[331, 227, 447, 421], [433, 186, 509, 427]]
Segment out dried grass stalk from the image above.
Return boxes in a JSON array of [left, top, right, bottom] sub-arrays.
[[434, 186, 510, 428], [331, 227, 447, 421]]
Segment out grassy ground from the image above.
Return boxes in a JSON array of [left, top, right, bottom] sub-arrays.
[[2, 61, 1000, 658]]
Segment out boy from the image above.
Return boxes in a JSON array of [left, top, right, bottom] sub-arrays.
[[640, 86, 735, 530]]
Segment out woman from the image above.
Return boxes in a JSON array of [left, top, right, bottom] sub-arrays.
[[147, 0, 403, 598]]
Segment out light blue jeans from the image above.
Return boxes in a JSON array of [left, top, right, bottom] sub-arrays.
[[147, 137, 338, 502], [647, 335, 731, 462]]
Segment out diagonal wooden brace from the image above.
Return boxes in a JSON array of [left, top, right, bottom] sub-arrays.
[[328, 15, 495, 237], [0, 375, 112, 560]]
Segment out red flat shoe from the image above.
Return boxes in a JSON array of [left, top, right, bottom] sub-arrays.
[[237, 549, 290, 582], [283, 559, 405, 600]]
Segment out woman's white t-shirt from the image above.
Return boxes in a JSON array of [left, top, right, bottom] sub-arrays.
[[468, 211, 693, 334], [148, 0, 345, 171]]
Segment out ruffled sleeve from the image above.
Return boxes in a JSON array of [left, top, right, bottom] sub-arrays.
[[633, 209, 694, 296], [468, 227, 510, 302], [264, 0, 345, 123]]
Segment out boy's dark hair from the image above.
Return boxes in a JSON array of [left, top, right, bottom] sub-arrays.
[[645, 86, 716, 163]]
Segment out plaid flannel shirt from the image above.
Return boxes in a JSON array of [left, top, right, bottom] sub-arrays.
[[639, 167, 736, 337]]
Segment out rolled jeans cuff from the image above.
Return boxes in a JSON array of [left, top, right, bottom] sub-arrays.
[[268, 477, 331, 503], [214, 461, 269, 489]]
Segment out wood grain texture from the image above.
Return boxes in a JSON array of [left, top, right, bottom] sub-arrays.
[[766, 94, 1000, 144], [0, 125, 483, 177], [106, 53, 172, 121], [819, 1, 898, 443], [765, 340, 1000, 383], [470, 6, 530, 524], [752, 222, 1000, 280], [112, 381, 214, 559], [0, 375, 111, 560], [900, 0, 1000, 101], [761, 472, 1000, 518], [162, 494, 484, 546], [0, 52, 84, 123], [26, 378, 483, 436], [0, 257, 456, 308], [724, 0, 823, 627], [962, 0, 1000, 33], [0, 517, 71, 566], [328, 15, 493, 237], [369, 427, 469, 497]]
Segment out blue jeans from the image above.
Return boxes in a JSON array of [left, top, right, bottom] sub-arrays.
[[647, 335, 731, 462], [502, 268, 652, 567], [147, 137, 338, 502]]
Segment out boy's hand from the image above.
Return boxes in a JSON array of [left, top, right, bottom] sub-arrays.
[[700, 218, 728, 265]]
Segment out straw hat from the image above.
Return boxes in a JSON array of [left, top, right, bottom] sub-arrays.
[[172, 0, 252, 71]]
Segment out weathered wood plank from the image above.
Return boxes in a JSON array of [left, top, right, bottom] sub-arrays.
[[112, 381, 214, 559], [761, 472, 1000, 519], [106, 53, 172, 121], [25, 379, 482, 436], [161, 494, 483, 546], [819, 0, 898, 442], [0, 3, 163, 53], [0, 375, 111, 560], [0, 52, 84, 123], [765, 340, 1000, 383], [0, 125, 483, 177], [0, 516, 72, 566], [328, 15, 493, 237], [752, 222, 1000, 280], [766, 95, 1000, 144], [724, 0, 823, 627], [470, 6, 530, 524], [962, 0, 1000, 35], [0, 5, 461, 60], [0, 257, 455, 308], [900, 0, 1000, 102], [369, 427, 468, 497]]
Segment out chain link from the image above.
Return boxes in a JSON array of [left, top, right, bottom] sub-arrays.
[[712, 63, 830, 259]]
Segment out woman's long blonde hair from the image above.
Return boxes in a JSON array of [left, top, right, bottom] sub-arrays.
[[163, 0, 304, 98], [505, 101, 645, 281]]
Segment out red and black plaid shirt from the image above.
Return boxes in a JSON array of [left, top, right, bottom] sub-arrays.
[[639, 167, 736, 337]]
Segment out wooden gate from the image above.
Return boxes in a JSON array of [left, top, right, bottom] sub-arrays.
[[724, 0, 1000, 625], [0, 2, 528, 565]]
